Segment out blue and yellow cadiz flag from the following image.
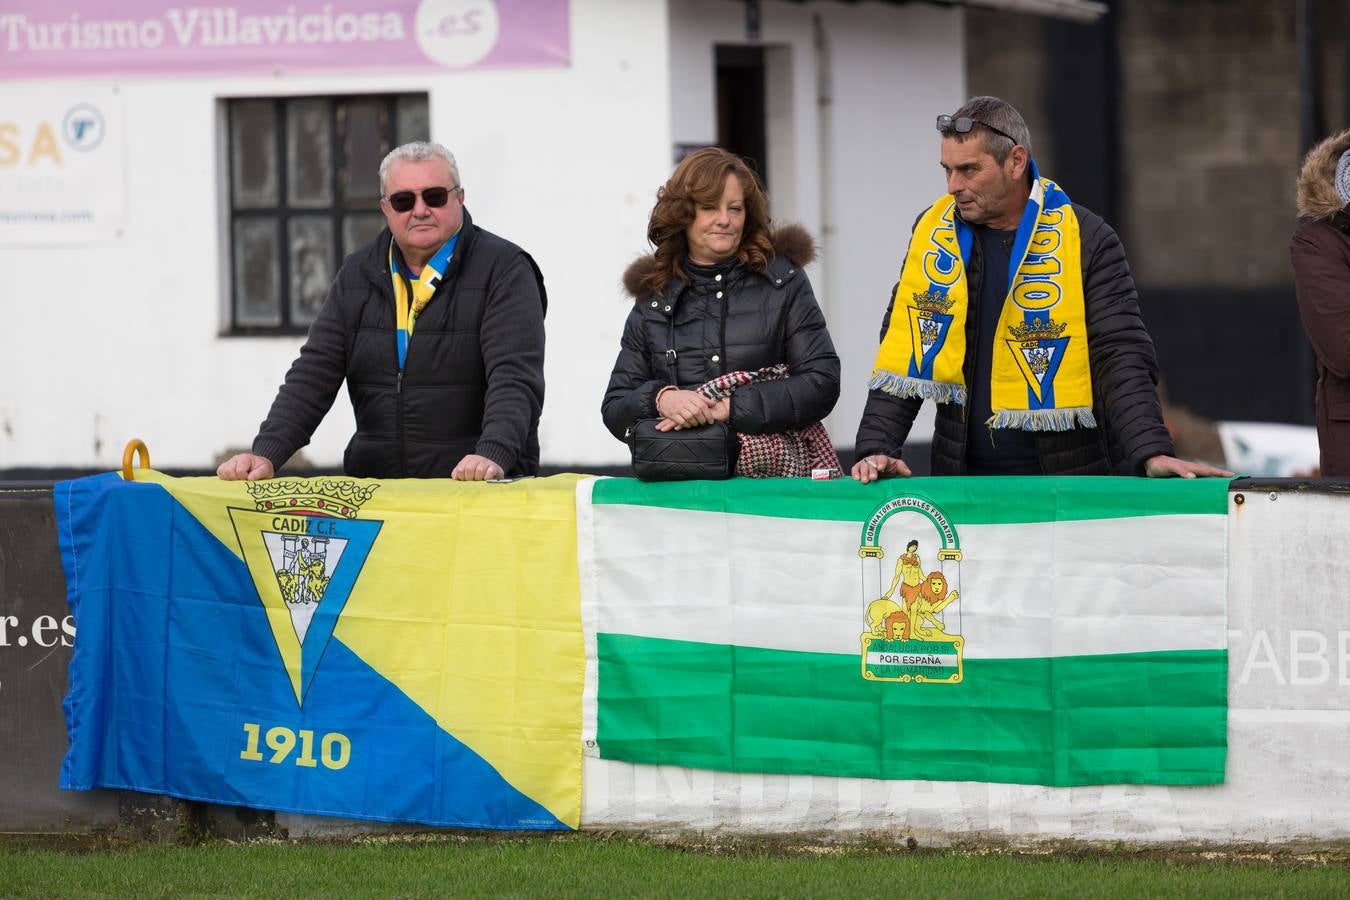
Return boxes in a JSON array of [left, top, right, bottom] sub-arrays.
[[55, 471, 583, 830]]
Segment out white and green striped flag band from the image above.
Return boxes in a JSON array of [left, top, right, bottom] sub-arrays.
[[578, 477, 1229, 786]]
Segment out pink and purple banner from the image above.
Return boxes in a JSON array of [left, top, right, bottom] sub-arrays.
[[0, 0, 569, 80]]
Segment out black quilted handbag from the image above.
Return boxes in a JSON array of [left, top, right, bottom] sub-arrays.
[[626, 419, 738, 481]]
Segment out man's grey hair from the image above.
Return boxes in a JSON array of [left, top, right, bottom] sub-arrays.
[[378, 142, 460, 195], [942, 96, 1032, 164]]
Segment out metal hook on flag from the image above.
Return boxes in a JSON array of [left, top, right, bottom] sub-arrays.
[[121, 439, 150, 481]]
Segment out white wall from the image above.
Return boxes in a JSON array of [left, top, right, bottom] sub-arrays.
[[666, 0, 964, 454], [817, 2, 963, 451], [0, 0, 671, 470]]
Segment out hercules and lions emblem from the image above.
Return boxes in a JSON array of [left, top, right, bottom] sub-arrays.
[[858, 495, 965, 684]]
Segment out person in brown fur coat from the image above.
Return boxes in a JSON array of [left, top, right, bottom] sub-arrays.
[[1292, 130, 1350, 476]]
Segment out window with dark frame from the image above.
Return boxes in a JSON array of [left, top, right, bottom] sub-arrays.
[[226, 93, 430, 334]]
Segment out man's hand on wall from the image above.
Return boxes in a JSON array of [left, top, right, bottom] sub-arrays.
[[1143, 454, 1235, 479], [217, 453, 275, 481], [851, 454, 912, 483], [452, 454, 505, 481]]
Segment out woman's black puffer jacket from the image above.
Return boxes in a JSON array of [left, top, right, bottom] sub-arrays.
[[602, 225, 840, 442]]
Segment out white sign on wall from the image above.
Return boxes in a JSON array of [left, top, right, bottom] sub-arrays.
[[0, 86, 125, 245]]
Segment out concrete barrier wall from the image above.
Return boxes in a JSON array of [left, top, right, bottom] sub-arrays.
[[6, 480, 1349, 843], [575, 484, 1350, 844], [0, 487, 120, 832]]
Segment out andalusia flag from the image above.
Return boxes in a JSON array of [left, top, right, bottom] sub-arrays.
[[579, 477, 1229, 786]]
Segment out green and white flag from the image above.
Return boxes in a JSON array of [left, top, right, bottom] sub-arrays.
[[578, 477, 1229, 786]]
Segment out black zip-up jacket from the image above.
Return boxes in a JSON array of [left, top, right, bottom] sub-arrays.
[[251, 209, 546, 478], [601, 224, 840, 442], [854, 204, 1173, 475]]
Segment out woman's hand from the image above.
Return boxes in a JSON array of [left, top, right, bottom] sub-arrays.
[[655, 388, 718, 431]]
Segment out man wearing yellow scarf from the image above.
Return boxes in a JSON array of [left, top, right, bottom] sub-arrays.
[[852, 97, 1230, 482], [216, 142, 547, 483]]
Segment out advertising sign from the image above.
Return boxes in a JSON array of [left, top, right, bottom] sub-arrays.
[[0, 85, 125, 245], [0, 1, 569, 79]]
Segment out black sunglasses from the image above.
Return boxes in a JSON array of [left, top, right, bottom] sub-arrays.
[[383, 184, 460, 213], [936, 115, 1018, 145]]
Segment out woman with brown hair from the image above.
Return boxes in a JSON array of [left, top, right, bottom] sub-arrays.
[[601, 148, 841, 477]]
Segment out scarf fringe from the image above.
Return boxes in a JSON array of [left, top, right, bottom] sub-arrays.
[[869, 370, 968, 406], [986, 407, 1097, 432]]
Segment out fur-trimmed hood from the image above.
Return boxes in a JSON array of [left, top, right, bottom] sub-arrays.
[[622, 223, 817, 299], [1297, 129, 1350, 221]]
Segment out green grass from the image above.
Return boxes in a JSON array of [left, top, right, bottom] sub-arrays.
[[0, 834, 1346, 898]]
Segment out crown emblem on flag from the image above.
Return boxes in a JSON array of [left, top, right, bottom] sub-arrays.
[[1009, 315, 1068, 343], [245, 478, 378, 519], [912, 290, 956, 313]]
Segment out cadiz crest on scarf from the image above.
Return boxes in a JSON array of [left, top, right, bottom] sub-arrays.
[[869, 168, 1096, 432]]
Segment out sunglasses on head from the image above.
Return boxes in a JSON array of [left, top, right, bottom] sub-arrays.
[[936, 114, 1017, 145], [383, 184, 460, 213]]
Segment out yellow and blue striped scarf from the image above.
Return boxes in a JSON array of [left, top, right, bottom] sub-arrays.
[[390, 231, 459, 371], [869, 168, 1095, 432]]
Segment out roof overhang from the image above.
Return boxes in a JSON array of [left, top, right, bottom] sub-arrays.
[[775, 0, 1108, 25], [954, 0, 1106, 24]]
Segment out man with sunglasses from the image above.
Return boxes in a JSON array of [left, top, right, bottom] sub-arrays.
[[852, 96, 1230, 481], [219, 141, 546, 481]]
